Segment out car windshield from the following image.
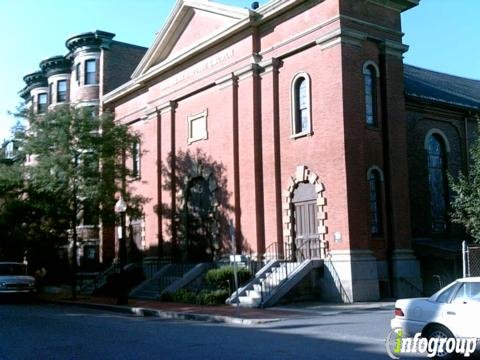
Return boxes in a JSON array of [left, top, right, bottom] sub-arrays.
[[0, 264, 27, 276]]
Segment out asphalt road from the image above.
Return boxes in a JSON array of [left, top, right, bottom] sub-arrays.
[[0, 301, 419, 359]]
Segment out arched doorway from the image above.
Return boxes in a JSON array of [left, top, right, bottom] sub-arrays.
[[283, 165, 327, 261], [184, 176, 215, 262], [292, 182, 320, 261]]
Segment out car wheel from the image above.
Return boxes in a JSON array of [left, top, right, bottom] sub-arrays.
[[424, 325, 455, 360]]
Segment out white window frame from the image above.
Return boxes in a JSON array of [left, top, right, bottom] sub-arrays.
[[290, 72, 312, 138], [85, 59, 97, 85], [132, 140, 141, 179], [362, 61, 380, 127], [187, 109, 208, 144]]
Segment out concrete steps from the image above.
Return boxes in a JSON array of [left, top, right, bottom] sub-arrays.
[[129, 263, 206, 300], [227, 259, 323, 308]]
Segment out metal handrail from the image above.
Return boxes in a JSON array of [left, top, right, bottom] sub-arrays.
[[260, 262, 292, 307], [158, 263, 195, 295], [294, 237, 322, 261], [264, 242, 280, 261]]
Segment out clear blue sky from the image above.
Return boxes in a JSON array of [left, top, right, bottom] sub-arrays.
[[0, 0, 478, 141]]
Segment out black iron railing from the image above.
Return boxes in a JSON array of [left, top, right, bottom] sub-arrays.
[[260, 262, 293, 307], [293, 237, 322, 261], [158, 263, 195, 295]]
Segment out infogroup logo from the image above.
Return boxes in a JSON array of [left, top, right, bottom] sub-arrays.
[[385, 328, 477, 359]]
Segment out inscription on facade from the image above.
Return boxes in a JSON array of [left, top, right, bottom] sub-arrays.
[[160, 48, 235, 90]]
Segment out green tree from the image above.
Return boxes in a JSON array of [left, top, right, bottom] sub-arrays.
[[450, 122, 480, 242], [2, 106, 147, 277]]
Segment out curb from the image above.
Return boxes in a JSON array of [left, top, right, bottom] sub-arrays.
[[45, 300, 282, 325], [272, 302, 395, 316]]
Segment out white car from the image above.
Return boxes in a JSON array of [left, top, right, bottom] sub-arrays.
[[0, 262, 36, 294], [391, 277, 480, 339]]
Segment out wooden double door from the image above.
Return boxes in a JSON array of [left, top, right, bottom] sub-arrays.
[[292, 182, 321, 260]]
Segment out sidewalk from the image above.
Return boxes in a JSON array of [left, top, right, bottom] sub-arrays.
[[38, 287, 394, 325]]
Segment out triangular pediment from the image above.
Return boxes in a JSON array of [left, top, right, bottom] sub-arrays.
[[132, 0, 249, 78]]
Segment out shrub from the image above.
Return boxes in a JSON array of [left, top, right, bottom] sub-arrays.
[[196, 289, 230, 305], [159, 292, 173, 301], [171, 289, 197, 303], [204, 266, 252, 290]]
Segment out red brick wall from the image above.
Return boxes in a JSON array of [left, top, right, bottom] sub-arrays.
[[111, 0, 415, 259]]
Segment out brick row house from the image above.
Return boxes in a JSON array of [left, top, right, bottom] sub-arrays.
[[19, 30, 147, 266]]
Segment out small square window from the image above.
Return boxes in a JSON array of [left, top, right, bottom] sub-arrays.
[[187, 110, 208, 144]]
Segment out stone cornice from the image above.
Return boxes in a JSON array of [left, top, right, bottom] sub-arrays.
[[20, 71, 47, 97], [23, 71, 47, 87], [380, 39, 409, 58], [65, 30, 115, 54], [365, 0, 420, 12], [233, 63, 263, 81], [39, 55, 72, 77], [157, 100, 178, 115], [316, 27, 367, 50], [260, 58, 283, 74]]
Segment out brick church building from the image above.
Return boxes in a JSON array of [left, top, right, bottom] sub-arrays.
[[104, 0, 437, 302], [20, 0, 480, 302]]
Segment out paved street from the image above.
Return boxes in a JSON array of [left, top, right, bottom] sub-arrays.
[[0, 301, 402, 360]]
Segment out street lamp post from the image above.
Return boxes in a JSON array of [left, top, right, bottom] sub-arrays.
[[115, 196, 128, 305]]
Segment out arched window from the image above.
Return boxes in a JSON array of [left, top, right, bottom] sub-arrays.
[[291, 73, 311, 136], [427, 134, 448, 232], [363, 63, 378, 126], [367, 168, 383, 236]]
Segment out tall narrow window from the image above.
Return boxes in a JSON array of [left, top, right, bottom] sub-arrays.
[[132, 140, 140, 178], [37, 93, 47, 113], [57, 80, 67, 102], [427, 134, 448, 232], [291, 73, 311, 136], [48, 83, 53, 105], [85, 59, 97, 85], [364, 65, 378, 126], [368, 169, 383, 236], [76, 63, 81, 84]]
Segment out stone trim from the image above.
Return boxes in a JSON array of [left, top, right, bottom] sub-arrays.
[[365, 0, 419, 13], [132, 0, 250, 79], [290, 72, 313, 138], [424, 128, 451, 153], [187, 109, 208, 144], [316, 28, 367, 50], [158, 100, 178, 115], [214, 73, 237, 89], [283, 165, 327, 259], [367, 165, 384, 182], [380, 40, 409, 58], [233, 63, 263, 82], [362, 60, 380, 78]]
